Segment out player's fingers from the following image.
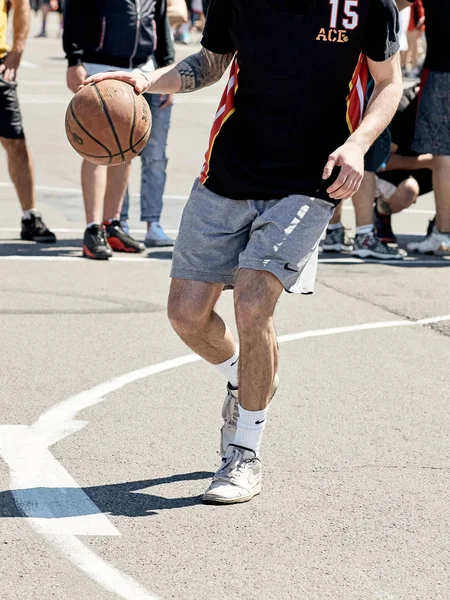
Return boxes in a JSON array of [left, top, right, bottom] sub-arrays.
[[326, 165, 351, 196], [332, 173, 361, 200], [322, 154, 337, 180]]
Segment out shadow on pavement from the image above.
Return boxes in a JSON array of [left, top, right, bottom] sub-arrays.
[[0, 239, 82, 257], [0, 471, 214, 519]]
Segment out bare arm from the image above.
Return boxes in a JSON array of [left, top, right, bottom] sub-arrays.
[[383, 152, 435, 172], [323, 53, 403, 200], [82, 48, 234, 95], [0, 0, 30, 80]]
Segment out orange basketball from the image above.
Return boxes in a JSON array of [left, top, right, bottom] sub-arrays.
[[65, 80, 152, 166]]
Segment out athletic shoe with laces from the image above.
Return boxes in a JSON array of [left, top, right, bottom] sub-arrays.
[[21, 212, 56, 243], [351, 231, 405, 260], [407, 227, 450, 254], [144, 223, 175, 247], [373, 206, 397, 244], [203, 445, 262, 505], [83, 224, 112, 260], [220, 374, 279, 457], [321, 226, 353, 252], [104, 220, 146, 253]]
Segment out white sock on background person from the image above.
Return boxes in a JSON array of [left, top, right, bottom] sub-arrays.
[[214, 347, 239, 388], [327, 222, 343, 231], [233, 404, 268, 457], [356, 224, 374, 235]]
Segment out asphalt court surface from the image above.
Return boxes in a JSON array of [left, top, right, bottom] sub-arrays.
[[1, 15, 450, 600]]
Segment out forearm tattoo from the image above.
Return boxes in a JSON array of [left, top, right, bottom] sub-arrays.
[[176, 48, 234, 93]]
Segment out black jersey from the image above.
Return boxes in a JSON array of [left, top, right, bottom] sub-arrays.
[[199, 0, 399, 202]]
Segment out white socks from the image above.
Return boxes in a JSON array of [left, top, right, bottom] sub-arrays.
[[23, 209, 38, 220], [356, 224, 374, 235], [327, 222, 343, 231], [233, 405, 268, 457], [214, 348, 239, 388]]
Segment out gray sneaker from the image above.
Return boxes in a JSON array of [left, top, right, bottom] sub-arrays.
[[322, 226, 353, 252], [220, 374, 279, 457], [351, 231, 405, 260], [203, 445, 262, 505]]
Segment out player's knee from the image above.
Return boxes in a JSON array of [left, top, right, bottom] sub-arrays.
[[235, 293, 268, 333], [0, 137, 28, 161], [167, 294, 209, 334], [394, 177, 419, 210]]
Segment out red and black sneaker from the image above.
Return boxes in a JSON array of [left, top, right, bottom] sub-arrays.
[[374, 205, 397, 244], [104, 220, 146, 253], [83, 224, 113, 260]]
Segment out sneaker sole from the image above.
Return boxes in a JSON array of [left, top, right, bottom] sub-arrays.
[[83, 245, 111, 260], [144, 239, 175, 248], [21, 233, 57, 244], [322, 244, 352, 252], [202, 485, 261, 505], [351, 250, 403, 260]]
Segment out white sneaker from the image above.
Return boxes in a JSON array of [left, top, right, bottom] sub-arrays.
[[407, 228, 450, 254], [220, 374, 280, 457], [144, 223, 174, 247], [203, 445, 262, 504]]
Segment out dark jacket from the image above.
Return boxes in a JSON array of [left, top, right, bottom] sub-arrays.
[[63, 0, 175, 69]]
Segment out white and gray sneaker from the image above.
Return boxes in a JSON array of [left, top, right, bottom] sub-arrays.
[[144, 223, 175, 247], [203, 445, 262, 505], [351, 231, 405, 260], [321, 226, 353, 252], [220, 374, 279, 457], [407, 228, 450, 255]]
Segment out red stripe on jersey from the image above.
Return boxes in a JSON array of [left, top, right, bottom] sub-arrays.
[[200, 56, 239, 185], [346, 53, 369, 134]]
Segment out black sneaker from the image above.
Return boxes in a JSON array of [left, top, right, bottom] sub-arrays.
[[374, 206, 397, 244], [104, 220, 145, 253], [21, 212, 57, 243], [83, 224, 112, 260]]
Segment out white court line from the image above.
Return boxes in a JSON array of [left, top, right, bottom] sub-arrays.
[[2, 315, 449, 599], [0, 181, 436, 215], [0, 255, 448, 266]]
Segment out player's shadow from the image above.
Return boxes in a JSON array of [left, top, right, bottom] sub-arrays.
[[0, 239, 84, 258], [0, 471, 214, 519]]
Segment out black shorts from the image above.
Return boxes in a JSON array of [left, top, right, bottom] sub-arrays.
[[0, 75, 24, 139]]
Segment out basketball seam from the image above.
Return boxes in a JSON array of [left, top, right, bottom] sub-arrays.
[[93, 83, 126, 162], [73, 124, 152, 160], [68, 103, 113, 165], [129, 86, 138, 154]]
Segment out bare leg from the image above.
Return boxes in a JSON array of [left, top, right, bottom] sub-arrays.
[[234, 269, 283, 411], [1, 138, 35, 211], [40, 4, 50, 34], [81, 160, 107, 224], [378, 177, 419, 215], [432, 156, 450, 232], [103, 162, 132, 222], [352, 171, 376, 227], [329, 201, 342, 225], [168, 279, 236, 364]]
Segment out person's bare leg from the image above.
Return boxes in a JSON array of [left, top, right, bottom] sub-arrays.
[[168, 279, 236, 364], [81, 160, 107, 224], [1, 138, 35, 211], [377, 177, 419, 215], [432, 156, 450, 232], [352, 171, 376, 227], [39, 3, 50, 34], [329, 201, 342, 225], [103, 162, 132, 221], [234, 269, 283, 412]]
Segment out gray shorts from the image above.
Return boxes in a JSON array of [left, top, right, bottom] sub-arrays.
[[171, 180, 335, 294]]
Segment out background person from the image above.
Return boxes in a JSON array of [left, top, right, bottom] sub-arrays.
[[63, 0, 175, 260], [409, 0, 450, 254], [0, 0, 56, 243]]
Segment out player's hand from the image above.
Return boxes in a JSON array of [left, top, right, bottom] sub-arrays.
[[0, 50, 23, 82], [67, 65, 88, 94], [81, 71, 151, 94], [160, 94, 173, 109], [322, 140, 364, 200]]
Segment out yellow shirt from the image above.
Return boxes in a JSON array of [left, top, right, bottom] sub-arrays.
[[0, 0, 8, 59]]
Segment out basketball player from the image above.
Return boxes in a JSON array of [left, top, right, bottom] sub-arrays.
[[0, 0, 56, 243], [84, 0, 403, 503]]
